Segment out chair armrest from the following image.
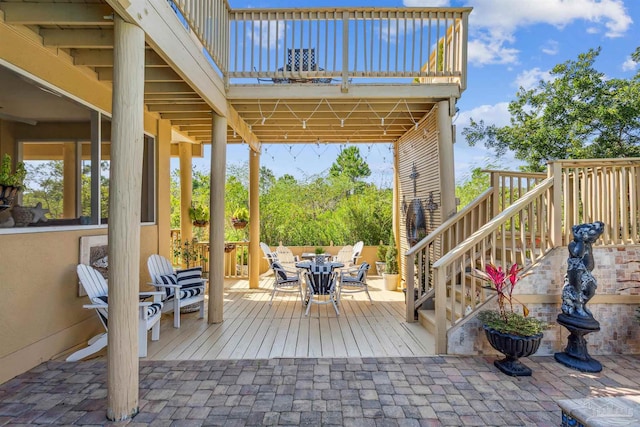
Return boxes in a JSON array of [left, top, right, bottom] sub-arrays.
[[83, 303, 107, 310], [140, 291, 164, 303], [149, 282, 180, 290]]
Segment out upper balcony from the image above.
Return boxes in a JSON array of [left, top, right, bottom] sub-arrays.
[[172, 2, 470, 92]]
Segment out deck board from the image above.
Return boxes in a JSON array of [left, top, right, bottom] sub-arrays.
[[145, 276, 435, 361]]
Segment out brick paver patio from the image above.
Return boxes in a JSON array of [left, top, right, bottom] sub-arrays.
[[1, 355, 639, 426]]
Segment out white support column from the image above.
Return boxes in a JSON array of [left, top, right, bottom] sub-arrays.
[[437, 100, 456, 222], [107, 15, 144, 422], [209, 113, 226, 323], [157, 120, 172, 258], [90, 110, 102, 224], [179, 141, 193, 253], [248, 148, 260, 289], [62, 142, 76, 218]]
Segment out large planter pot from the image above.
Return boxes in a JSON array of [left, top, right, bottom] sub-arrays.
[[375, 261, 386, 276], [483, 326, 543, 377], [382, 272, 399, 291]]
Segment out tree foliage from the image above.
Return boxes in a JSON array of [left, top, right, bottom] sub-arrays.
[[463, 47, 640, 171], [329, 146, 371, 183]]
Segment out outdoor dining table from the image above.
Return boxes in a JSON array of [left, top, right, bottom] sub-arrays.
[[295, 260, 344, 315]]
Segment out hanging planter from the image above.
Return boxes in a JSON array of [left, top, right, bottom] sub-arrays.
[[231, 207, 249, 229], [224, 243, 236, 253], [192, 220, 209, 227], [189, 203, 209, 228], [232, 219, 247, 229]]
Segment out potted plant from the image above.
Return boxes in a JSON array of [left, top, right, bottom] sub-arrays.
[[189, 203, 209, 227], [375, 243, 387, 276], [173, 237, 207, 269], [231, 207, 249, 229], [382, 233, 399, 291], [475, 263, 547, 377], [0, 153, 27, 209], [314, 246, 325, 264]]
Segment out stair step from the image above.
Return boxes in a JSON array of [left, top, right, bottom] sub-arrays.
[[418, 297, 466, 334]]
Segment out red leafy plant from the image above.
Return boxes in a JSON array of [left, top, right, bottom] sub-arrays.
[[475, 263, 546, 336]]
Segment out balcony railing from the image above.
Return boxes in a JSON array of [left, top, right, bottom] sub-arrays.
[[169, 2, 470, 89]]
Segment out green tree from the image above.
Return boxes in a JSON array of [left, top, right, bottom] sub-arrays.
[[463, 47, 640, 171], [23, 161, 64, 218], [329, 146, 371, 183]]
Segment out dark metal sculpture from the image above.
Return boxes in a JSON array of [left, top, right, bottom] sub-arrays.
[[555, 221, 605, 372]]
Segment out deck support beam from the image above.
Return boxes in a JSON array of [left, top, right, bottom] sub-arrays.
[[437, 100, 456, 222], [209, 113, 227, 323], [249, 148, 260, 289], [179, 141, 193, 259], [107, 15, 144, 422]]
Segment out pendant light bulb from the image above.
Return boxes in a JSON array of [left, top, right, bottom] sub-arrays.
[[302, 120, 307, 129], [381, 118, 384, 126], [341, 119, 344, 128], [261, 117, 266, 125]]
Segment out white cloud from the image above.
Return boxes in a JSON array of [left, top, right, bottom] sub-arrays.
[[454, 102, 522, 180], [248, 20, 285, 49], [465, 0, 632, 65], [541, 40, 559, 56], [622, 56, 638, 72], [513, 68, 552, 90]]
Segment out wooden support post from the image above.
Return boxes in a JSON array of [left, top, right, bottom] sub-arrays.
[[157, 119, 172, 259], [248, 148, 260, 289], [392, 140, 401, 282], [90, 110, 101, 225], [107, 15, 144, 422], [209, 113, 226, 324], [437, 100, 456, 221], [549, 161, 563, 247], [62, 142, 77, 218], [179, 141, 193, 255]]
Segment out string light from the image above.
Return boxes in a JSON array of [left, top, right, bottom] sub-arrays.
[[383, 129, 387, 135], [341, 119, 344, 128], [381, 117, 384, 126], [302, 120, 306, 129], [233, 130, 237, 138]]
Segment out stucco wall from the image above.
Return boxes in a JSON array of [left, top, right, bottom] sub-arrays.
[[0, 225, 159, 384], [448, 246, 640, 356]]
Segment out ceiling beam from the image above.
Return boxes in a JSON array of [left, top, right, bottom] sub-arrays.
[[144, 82, 196, 94], [96, 66, 182, 82], [72, 49, 167, 67], [227, 83, 460, 100], [160, 112, 212, 120], [0, 3, 114, 26], [41, 29, 114, 49], [147, 103, 210, 113]]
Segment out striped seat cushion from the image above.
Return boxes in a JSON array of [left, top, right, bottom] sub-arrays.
[[176, 267, 204, 289], [92, 296, 162, 324], [158, 273, 178, 298], [166, 285, 205, 301]]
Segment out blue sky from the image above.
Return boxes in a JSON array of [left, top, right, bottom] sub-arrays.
[[183, 0, 640, 184]]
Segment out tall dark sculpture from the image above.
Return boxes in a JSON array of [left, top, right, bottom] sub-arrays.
[[555, 221, 604, 372]]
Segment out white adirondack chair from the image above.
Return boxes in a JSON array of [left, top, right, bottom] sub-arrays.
[[274, 244, 299, 269], [147, 254, 206, 328], [66, 264, 164, 361]]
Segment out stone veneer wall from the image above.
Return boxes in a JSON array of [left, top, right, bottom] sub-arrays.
[[448, 245, 640, 356]]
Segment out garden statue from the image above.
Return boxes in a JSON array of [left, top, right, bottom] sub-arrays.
[[560, 221, 604, 319], [555, 221, 605, 373]]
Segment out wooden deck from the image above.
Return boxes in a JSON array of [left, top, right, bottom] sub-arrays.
[[145, 275, 435, 360]]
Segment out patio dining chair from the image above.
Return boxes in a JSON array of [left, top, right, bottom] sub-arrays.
[[147, 254, 206, 328], [66, 264, 164, 361], [338, 262, 372, 304], [352, 241, 364, 265], [303, 262, 340, 316], [270, 261, 305, 305], [333, 245, 354, 266], [274, 244, 299, 269]]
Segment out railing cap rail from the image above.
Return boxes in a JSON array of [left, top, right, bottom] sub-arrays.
[[481, 169, 546, 178], [432, 176, 554, 269], [549, 158, 640, 167], [229, 7, 473, 14], [405, 187, 493, 257]]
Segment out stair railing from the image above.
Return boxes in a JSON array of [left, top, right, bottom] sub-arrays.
[[430, 177, 554, 353], [405, 170, 546, 322]]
